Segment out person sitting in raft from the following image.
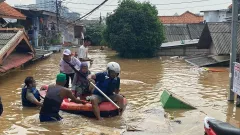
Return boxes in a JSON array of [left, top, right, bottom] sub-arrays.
[[88, 62, 125, 120], [39, 73, 87, 122], [60, 49, 81, 88], [0, 96, 3, 116], [72, 62, 95, 99], [22, 77, 42, 107]]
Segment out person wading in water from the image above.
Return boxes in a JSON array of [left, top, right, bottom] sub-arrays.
[[60, 49, 81, 88], [21, 77, 42, 107], [39, 73, 87, 122]]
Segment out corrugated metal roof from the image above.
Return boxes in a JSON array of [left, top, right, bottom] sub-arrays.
[[185, 55, 230, 67], [164, 24, 204, 42], [198, 22, 240, 55], [0, 32, 16, 50], [188, 24, 205, 39], [164, 25, 190, 42]]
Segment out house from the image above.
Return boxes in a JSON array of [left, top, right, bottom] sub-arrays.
[[200, 9, 231, 22], [185, 22, 235, 67], [159, 11, 204, 25], [0, 28, 35, 74], [0, 2, 36, 74], [159, 17, 206, 56], [15, 8, 83, 47], [197, 22, 237, 55], [16, 1, 80, 23]]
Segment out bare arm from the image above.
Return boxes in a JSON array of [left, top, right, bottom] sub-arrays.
[[88, 74, 96, 80], [115, 89, 120, 94], [79, 58, 93, 62], [66, 89, 86, 104], [26, 90, 42, 106]]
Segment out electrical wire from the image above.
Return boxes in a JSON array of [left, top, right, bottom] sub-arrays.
[[62, 0, 218, 6], [157, 2, 230, 10], [67, 0, 108, 25]]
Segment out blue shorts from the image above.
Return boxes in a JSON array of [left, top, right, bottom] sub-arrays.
[[39, 114, 62, 122]]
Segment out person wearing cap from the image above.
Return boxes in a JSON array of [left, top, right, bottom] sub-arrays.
[[39, 73, 87, 122], [60, 49, 81, 88], [78, 36, 93, 63]]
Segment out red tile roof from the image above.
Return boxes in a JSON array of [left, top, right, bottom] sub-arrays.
[[159, 11, 203, 24], [0, 2, 26, 20]]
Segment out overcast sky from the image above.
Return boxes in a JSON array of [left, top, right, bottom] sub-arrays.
[[6, 0, 232, 19]]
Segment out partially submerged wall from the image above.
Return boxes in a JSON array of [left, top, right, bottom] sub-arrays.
[[158, 46, 210, 56]]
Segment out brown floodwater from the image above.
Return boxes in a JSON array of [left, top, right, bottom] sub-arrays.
[[0, 47, 239, 135]]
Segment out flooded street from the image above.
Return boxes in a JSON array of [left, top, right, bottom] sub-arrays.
[[0, 47, 238, 135]]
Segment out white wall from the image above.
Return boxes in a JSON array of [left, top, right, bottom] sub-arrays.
[[203, 11, 228, 22], [46, 16, 78, 44]]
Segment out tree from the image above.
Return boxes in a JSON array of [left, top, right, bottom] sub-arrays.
[[103, 0, 165, 58], [85, 22, 105, 46]]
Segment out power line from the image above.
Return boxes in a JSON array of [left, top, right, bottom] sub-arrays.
[[62, 0, 219, 6], [62, 1, 114, 6], [64, 6, 113, 12], [67, 0, 108, 25], [61, 1, 230, 13], [157, 2, 230, 10], [152, 0, 218, 5]]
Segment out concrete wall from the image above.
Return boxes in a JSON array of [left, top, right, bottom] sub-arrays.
[[203, 11, 228, 22], [210, 42, 217, 55], [158, 46, 210, 56]]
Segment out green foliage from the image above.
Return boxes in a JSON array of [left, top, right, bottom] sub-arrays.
[[103, 0, 165, 58], [85, 23, 105, 46], [49, 33, 62, 45]]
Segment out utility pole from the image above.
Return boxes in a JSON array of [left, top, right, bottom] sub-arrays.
[[229, 0, 238, 101], [56, 0, 60, 32]]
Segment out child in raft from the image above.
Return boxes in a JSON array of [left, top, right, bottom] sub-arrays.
[[21, 77, 42, 107], [72, 62, 95, 100]]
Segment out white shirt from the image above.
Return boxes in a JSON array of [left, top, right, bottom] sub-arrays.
[[78, 45, 88, 59], [60, 57, 81, 74]]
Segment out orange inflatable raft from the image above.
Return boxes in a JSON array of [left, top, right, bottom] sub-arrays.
[[40, 85, 127, 117]]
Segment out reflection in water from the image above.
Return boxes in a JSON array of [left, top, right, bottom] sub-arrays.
[[0, 47, 239, 135], [0, 47, 164, 134]]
